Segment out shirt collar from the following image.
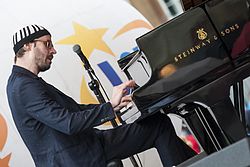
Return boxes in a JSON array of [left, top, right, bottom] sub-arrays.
[[12, 65, 39, 79]]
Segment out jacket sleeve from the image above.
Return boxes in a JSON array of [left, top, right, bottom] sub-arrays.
[[17, 79, 116, 135]]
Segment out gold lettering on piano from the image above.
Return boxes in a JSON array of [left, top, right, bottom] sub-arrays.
[[174, 24, 240, 63], [195, 45, 201, 50], [220, 24, 240, 36], [190, 47, 196, 53], [213, 35, 218, 40], [197, 28, 207, 40], [206, 39, 211, 44]]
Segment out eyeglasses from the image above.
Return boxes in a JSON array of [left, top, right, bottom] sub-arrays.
[[33, 39, 54, 49]]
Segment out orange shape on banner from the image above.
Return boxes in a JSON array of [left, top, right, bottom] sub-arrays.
[[113, 20, 153, 39], [0, 114, 8, 151], [0, 153, 11, 167]]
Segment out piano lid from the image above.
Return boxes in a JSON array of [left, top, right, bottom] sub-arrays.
[[205, 0, 250, 59], [181, 0, 207, 11], [118, 50, 152, 87], [131, 0, 250, 112]]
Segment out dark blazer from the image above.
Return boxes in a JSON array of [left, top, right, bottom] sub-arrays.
[[7, 65, 115, 167]]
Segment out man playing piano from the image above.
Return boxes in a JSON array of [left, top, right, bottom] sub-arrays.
[[6, 24, 196, 167]]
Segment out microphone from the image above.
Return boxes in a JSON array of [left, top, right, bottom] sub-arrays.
[[73, 44, 92, 72]]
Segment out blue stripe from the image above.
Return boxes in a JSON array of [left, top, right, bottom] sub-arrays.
[[98, 61, 122, 86]]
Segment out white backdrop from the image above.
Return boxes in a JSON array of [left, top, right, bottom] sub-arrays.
[[0, 0, 171, 166]]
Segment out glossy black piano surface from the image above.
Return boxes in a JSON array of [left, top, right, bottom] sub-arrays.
[[117, 0, 250, 154], [127, 0, 250, 114], [116, 0, 250, 156]]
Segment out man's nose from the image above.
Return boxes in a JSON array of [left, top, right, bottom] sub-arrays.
[[50, 47, 57, 54]]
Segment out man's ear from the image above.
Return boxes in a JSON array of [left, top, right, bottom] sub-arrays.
[[23, 43, 31, 51]]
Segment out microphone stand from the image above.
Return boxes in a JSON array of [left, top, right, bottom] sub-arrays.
[[85, 66, 118, 127], [83, 64, 140, 167]]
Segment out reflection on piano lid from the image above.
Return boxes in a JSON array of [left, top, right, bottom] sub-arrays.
[[133, 5, 230, 112], [117, 51, 138, 70], [122, 0, 250, 114], [118, 50, 152, 87], [205, 0, 250, 59]]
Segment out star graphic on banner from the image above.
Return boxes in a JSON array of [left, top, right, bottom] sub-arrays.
[[56, 22, 115, 58], [0, 114, 8, 152], [0, 153, 11, 167]]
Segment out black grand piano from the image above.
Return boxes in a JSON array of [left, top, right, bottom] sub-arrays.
[[118, 0, 250, 164]]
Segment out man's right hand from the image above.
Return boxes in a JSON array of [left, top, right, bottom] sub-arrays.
[[109, 80, 135, 111]]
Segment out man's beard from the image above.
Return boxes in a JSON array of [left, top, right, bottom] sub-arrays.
[[35, 52, 52, 72], [39, 64, 51, 72], [36, 58, 51, 72]]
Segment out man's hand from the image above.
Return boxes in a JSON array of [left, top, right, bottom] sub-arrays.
[[109, 80, 135, 111], [113, 95, 133, 111]]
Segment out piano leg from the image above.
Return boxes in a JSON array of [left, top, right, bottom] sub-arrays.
[[210, 96, 246, 142], [176, 97, 246, 154]]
